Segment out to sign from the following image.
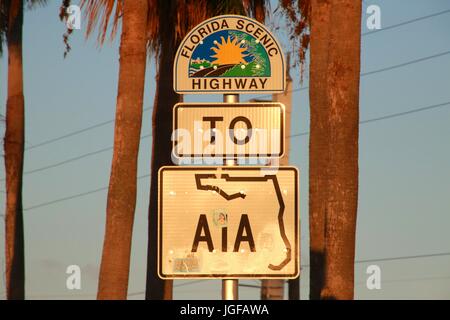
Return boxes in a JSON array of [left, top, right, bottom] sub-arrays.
[[173, 102, 285, 159], [158, 166, 299, 279], [173, 15, 286, 94]]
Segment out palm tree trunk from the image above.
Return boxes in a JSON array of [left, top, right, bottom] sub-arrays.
[[4, 0, 25, 300], [97, 0, 148, 300], [309, 0, 361, 299], [320, 0, 361, 300], [309, 0, 332, 300], [145, 1, 181, 300]]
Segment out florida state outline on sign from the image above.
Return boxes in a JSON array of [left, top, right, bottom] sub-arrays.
[[173, 15, 286, 94], [158, 166, 299, 279]]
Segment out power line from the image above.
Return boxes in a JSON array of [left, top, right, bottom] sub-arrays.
[[354, 251, 450, 265], [356, 275, 450, 287], [176, 279, 213, 288], [21, 99, 450, 212], [23, 280, 213, 299], [359, 101, 450, 124], [238, 275, 450, 290], [19, 252, 450, 298], [290, 100, 450, 139], [23, 173, 150, 211], [152, 252, 450, 291], [360, 50, 450, 77], [18, 9, 450, 153], [232, 252, 450, 290], [255, 49, 450, 99], [22, 273, 450, 298], [301, 251, 450, 269], [0, 133, 152, 182], [24, 106, 153, 151], [3, 49, 446, 182], [25, 120, 113, 151], [362, 8, 450, 36]]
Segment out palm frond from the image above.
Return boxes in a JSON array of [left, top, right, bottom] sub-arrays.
[[279, 0, 310, 75], [75, 0, 270, 57], [80, 0, 123, 45], [0, 0, 9, 56], [242, 0, 268, 22], [146, 0, 160, 54], [25, 0, 47, 10]]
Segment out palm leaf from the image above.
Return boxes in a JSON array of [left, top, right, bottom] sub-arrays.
[[25, 0, 47, 10], [80, 0, 122, 45], [78, 0, 269, 55], [0, 0, 9, 56], [279, 0, 310, 75]]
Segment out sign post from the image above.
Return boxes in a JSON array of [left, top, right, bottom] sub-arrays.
[[164, 14, 299, 301], [223, 93, 239, 300]]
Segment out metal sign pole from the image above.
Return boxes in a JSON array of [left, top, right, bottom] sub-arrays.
[[222, 93, 239, 300]]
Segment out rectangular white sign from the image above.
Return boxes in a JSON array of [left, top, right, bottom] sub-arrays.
[[173, 103, 285, 159], [158, 166, 299, 279]]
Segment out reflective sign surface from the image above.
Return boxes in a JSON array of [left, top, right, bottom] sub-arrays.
[[173, 15, 286, 94], [173, 103, 284, 159], [158, 166, 299, 279]]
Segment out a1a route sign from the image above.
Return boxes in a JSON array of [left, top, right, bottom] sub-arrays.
[[173, 15, 286, 94], [158, 166, 299, 279], [173, 102, 285, 159]]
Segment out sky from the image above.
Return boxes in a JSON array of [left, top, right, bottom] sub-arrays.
[[1, 0, 450, 300]]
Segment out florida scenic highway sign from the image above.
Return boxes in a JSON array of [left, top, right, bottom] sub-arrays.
[[173, 15, 286, 94], [172, 102, 285, 159], [158, 166, 299, 279]]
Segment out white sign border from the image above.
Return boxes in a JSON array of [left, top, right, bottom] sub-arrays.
[[172, 102, 286, 159], [157, 166, 300, 279]]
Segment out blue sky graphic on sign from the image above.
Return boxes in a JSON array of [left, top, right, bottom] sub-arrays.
[[189, 30, 271, 78]]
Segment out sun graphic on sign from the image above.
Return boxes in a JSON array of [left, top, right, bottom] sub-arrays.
[[211, 36, 248, 66]]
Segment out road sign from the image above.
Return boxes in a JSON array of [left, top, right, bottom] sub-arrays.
[[158, 166, 299, 279], [173, 15, 286, 94], [173, 102, 285, 159]]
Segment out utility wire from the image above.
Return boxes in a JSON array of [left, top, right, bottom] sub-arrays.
[[12, 9, 450, 209], [22, 99, 450, 212], [5, 49, 448, 182], [17, 252, 450, 298], [354, 251, 450, 265], [360, 50, 450, 77], [0, 133, 152, 182], [23, 173, 150, 211], [254, 49, 450, 99], [21, 273, 450, 298], [356, 275, 450, 286], [18, 9, 450, 153], [239, 275, 450, 290], [290, 100, 450, 139], [363, 8, 450, 36], [298, 251, 450, 268], [24, 106, 153, 151]]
